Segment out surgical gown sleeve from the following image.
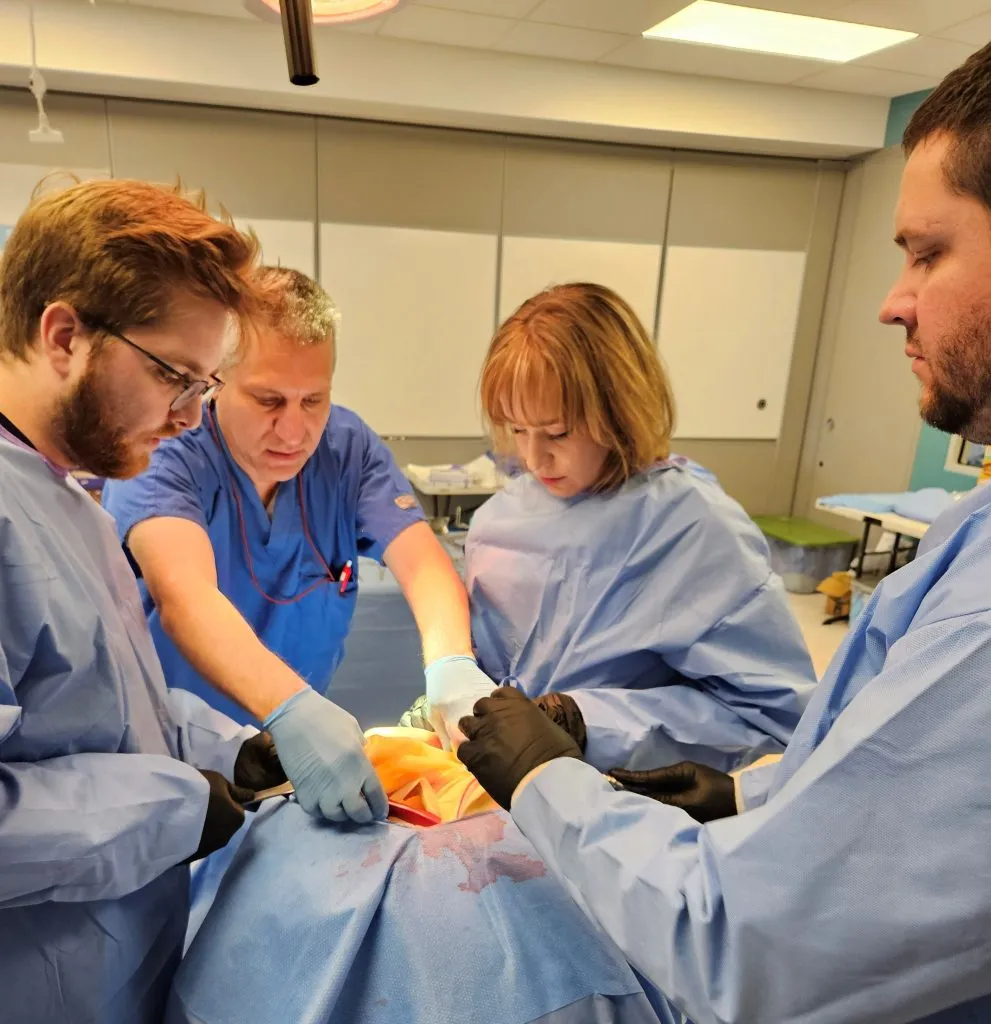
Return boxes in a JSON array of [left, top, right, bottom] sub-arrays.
[[353, 421, 426, 563], [733, 758, 780, 812], [168, 688, 257, 778], [569, 576, 815, 773], [0, 748, 207, 908], [513, 609, 991, 1024], [0, 698, 208, 908], [0, 568, 210, 907]]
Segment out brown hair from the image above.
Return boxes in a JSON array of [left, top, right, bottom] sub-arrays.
[[480, 282, 675, 492], [0, 177, 261, 360], [903, 41, 991, 211]]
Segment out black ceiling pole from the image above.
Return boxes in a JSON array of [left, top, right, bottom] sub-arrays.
[[280, 0, 318, 86]]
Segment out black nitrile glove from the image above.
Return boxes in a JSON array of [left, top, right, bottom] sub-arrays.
[[609, 761, 737, 823], [186, 770, 253, 863], [458, 687, 582, 811], [233, 731, 287, 792], [532, 692, 587, 753]]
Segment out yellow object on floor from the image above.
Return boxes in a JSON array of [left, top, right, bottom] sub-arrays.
[[364, 727, 499, 822]]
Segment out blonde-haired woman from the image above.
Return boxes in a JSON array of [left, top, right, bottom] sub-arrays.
[[426, 282, 815, 781]]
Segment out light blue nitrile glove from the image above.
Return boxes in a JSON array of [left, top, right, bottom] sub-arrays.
[[424, 655, 496, 750], [263, 688, 388, 824]]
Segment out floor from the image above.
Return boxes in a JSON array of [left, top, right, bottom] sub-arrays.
[[787, 592, 849, 679]]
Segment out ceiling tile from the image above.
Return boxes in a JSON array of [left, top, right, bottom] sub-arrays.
[[128, 0, 254, 17], [527, 0, 687, 36], [379, 4, 514, 46], [833, 0, 991, 35], [797, 63, 938, 95], [409, 0, 541, 17], [719, 0, 854, 15], [330, 16, 386, 33], [603, 37, 826, 83], [936, 11, 991, 44], [493, 21, 627, 60], [856, 35, 981, 77]]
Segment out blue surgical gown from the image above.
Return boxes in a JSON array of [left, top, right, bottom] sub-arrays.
[[0, 434, 255, 1024], [512, 483, 991, 1024], [103, 404, 425, 725], [466, 462, 816, 772]]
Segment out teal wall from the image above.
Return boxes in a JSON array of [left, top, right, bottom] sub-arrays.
[[885, 88, 978, 493], [884, 89, 934, 146], [910, 424, 980, 490]]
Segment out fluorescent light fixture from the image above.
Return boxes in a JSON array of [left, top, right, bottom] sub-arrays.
[[642, 1, 917, 63], [245, 0, 402, 25]]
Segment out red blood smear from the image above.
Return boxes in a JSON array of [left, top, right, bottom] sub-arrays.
[[417, 814, 546, 893]]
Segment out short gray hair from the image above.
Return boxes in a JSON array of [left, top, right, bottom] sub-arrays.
[[224, 265, 340, 369]]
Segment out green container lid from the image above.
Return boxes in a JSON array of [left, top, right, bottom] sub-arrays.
[[753, 515, 857, 548]]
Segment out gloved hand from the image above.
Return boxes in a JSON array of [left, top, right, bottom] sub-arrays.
[[532, 692, 587, 753], [424, 655, 495, 749], [398, 694, 432, 731], [233, 731, 287, 792], [457, 687, 582, 810], [609, 761, 737, 823], [263, 688, 388, 824], [186, 770, 253, 863]]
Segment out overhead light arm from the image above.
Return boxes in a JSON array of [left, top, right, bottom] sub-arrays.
[[280, 0, 319, 87], [244, 1, 403, 28]]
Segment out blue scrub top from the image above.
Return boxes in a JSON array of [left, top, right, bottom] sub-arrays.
[[103, 404, 424, 725]]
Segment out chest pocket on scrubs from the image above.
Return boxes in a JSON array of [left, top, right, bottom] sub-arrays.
[[286, 560, 360, 693]]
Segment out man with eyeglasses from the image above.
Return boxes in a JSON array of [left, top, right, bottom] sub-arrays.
[[82, 315, 227, 420], [103, 266, 493, 824], [0, 179, 285, 1024]]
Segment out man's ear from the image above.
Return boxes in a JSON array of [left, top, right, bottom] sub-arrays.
[[37, 303, 87, 379]]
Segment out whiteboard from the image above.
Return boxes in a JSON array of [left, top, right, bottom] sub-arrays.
[[320, 223, 498, 436], [499, 236, 662, 336], [238, 217, 315, 277], [659, 247, 807, 440]]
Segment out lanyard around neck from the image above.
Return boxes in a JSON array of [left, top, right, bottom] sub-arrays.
[[205, 404, 335, 605]]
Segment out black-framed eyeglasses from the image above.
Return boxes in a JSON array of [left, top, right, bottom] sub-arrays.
[[82, 316, 225, 412]]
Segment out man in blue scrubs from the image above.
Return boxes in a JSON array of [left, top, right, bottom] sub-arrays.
[[458, 45, 991, 1023], [104, 267, 490, 824]]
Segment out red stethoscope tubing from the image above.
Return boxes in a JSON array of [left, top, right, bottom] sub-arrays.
[[205, 404, 338, 606]]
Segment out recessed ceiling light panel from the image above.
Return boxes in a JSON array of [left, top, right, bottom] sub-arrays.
[[245, 0, 403, 25], [643, 1, 917, 63]]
